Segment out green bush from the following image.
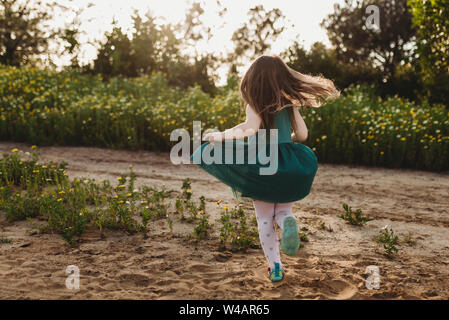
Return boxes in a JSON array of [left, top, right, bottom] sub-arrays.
[[1, 65, 447, 171]]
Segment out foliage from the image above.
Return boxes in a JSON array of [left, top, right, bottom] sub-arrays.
[[408, 0, 449, 74], [230, 5, 286, 64], [192, 211, 211, 241], [338, 203, 372, 226], [307, 85, 449, 171], [90, 8, 215, 93], [321, 0, 416, 82], [218, 205, 259, 250], [283, 41, 380, 92], [0, 236, 11, 243], [408, 0, 449, 105], [0, 0, 83, 67], [0, 147, 176, 246], [0, 65, 447, 171], [376, 225, 399, 255]]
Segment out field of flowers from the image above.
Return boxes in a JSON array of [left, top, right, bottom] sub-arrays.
[[0, 64, 448, 171]]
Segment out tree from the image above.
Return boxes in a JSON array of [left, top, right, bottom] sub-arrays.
[[90, 9, 216, 93], [230, 5, 285, 66], [408, 0, 449, 105], [321, 0, 416, 83], [0, 0, 84, 68], [0, 0, 52, 66], [282, 41, 380, 91], [92, 21, 136, 78]]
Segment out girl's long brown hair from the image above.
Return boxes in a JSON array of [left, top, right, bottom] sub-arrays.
[[240, 55, 340, 131]]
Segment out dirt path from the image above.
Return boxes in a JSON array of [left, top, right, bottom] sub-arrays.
[[1, 141, 448, 299]]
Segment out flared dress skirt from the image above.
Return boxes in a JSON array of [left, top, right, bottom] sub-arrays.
[[190, 138, 318, 203]]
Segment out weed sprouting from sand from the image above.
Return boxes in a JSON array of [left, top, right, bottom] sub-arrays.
[[218, 205, 258, 251], [317, 220, 333, 232], [0, 237, 12, 244], [299, 231, 309, 248], [376, 225, 399, 256], [166, 214, 174, 233], [338, 203, 372, 226], [176, 178, 207, 223], [192, 211, 212, 242], [182, 178, 192, 201], [402, 234, 417, 246]]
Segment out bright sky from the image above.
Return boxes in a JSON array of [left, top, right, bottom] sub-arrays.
[[49, 0, 344, 83]]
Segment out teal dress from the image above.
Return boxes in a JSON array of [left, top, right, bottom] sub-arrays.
[[190, 108, 318, 203]]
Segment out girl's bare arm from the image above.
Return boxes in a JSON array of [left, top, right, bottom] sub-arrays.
[[204, 105, 261, 142], [291, 107, 308, 143]]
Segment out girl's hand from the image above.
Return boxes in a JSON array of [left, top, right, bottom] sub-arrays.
[[203, 131, 225, 145]]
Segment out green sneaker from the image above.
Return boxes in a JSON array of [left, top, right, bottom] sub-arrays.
[[269, 262, 284, 282], [281, 217, 300, 255]]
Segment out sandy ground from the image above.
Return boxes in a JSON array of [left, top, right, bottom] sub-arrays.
[[0, 141, 448, 300]]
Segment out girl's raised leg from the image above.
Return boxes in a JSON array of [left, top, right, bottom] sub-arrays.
[[274, 202, 300, 255]]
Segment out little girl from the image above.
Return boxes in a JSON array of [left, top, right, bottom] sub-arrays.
[[191, 55, 339, 282]]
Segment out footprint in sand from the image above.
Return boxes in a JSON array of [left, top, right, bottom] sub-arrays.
[[118, 273, 151, 288], [319, 279, 357, 299]]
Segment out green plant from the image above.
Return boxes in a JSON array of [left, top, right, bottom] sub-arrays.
[[402, 234, 416, 246], [218, 206, 233, 245], [0, 237, 12, 244], [218, 205, 258, 250], [192, 212, 211, 241], [1, 65, 447, 171], [167, 213, 173, 233], [317, 220, 333, 232], [182, 178, 192, 200], [376, 225, 399, 255], [338, 203, 372, 226], [299, 232, 309, 243], [0, 149, 178, 246]]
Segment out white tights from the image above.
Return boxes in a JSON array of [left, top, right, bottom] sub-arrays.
[[253, 200, 296, 269]]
